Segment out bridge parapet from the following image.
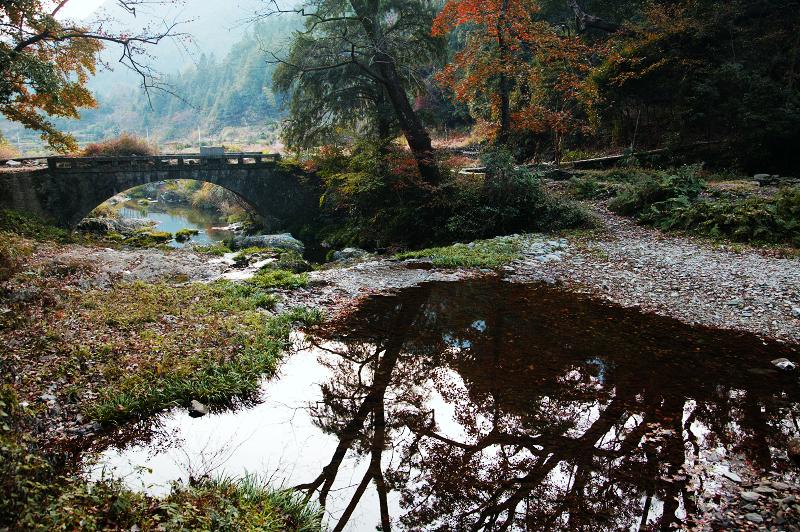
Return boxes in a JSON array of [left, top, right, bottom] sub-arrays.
[[45, 152, 281, 173]]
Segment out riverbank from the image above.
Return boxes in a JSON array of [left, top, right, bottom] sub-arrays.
[[4, 204, 797, 445], [34, 213, 800, 345], [0, 219, 325, 528], [276, 206, 800, 344], [2, 206, 799, 529]]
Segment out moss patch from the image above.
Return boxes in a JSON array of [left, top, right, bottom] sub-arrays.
[[174, 228, 200, 242], [0, 210, 71, 243]]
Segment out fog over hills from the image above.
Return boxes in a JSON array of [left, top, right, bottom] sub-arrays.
[[87, 0, 288, 94], [2, 0, 301, 151]]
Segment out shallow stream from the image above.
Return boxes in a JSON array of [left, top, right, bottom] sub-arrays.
[[89, 278, 800, 530], [118, 202, 234, 248]]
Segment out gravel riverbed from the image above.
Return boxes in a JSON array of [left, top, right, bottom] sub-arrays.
[[509, 208, 800, 344]]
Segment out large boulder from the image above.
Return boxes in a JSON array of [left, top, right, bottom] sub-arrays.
[[114, 218, 156, 233], [332, 247, 370, 262], [233, 233, 305, 254], [76, 217, 116, 234], [77, 217, 155, 235]]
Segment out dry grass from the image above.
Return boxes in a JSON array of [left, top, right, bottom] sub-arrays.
[[82, 134, 157, 157], [0, 142, 20, 160]]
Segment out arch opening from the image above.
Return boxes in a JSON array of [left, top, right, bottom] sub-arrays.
[[78, 179, 261, 248]]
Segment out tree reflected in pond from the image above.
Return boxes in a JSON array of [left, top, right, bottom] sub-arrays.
[[298, 279, 800, 531]]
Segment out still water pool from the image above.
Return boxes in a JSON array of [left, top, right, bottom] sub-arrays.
[[118, 203, 234, 248], [89, 278, 800, 530]]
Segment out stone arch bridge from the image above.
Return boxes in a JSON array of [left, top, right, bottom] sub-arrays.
[[0, 153, 318, 229]]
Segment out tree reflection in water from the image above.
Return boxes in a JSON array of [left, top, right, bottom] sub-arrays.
[[298, 279, 800, 531]]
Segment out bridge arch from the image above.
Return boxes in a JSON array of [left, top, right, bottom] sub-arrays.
[[0, 154, 319, 231]]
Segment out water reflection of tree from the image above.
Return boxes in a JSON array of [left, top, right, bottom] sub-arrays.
[[299, 280, 800, 531]]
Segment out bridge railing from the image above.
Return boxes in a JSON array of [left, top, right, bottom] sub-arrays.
[[44, 152, 281, 171]]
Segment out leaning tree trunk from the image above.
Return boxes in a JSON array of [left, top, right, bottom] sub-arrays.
[[378, 65, 439, 181], [351, 0, 439, 182]]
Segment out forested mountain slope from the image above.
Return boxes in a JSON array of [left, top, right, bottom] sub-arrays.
[[64, 19, 296, 144]]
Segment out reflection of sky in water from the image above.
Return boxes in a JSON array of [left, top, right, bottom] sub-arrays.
[[117, 204, 233, 248], [585, 357, 607, 384], [88, 279, 800, 532], [442, 320, 486, 350], [443, 333, 471, 350], [471, 320, 487, 332]]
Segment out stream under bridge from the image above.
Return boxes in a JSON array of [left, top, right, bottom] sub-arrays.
[[0, 153, 318, 229]]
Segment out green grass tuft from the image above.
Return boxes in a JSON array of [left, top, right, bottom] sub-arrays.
[[396, 236, 523, 269], [194, 242, 233, 256], [250, 269, 310, 290]]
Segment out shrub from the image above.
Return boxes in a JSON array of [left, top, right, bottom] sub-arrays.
[[87, 203, 120, 219], [608, 165, 705, 217], [82, 134, 156, 157], [438, 147, 592, 241], [568, 175, 619, 200], [0, 233, 33, 282], [313, 142, 591, 249], [0, 140, 20, 160], [644, 186, 800, 247]]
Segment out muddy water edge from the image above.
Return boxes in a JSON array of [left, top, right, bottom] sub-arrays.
[[83, 277, 800, 531]]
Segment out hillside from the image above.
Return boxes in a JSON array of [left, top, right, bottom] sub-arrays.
[[1, 1, 299, 152], [66, 18, 298, 147]]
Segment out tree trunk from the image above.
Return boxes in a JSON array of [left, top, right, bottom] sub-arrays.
[[378, 66, 439, 181], [351, 0, 439, 182], [497, 0, 512, 145], [373, 84, 393, 148], [567, 0, 619, 33]]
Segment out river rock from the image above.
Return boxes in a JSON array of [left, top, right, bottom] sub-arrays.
[[77, 217, 154, 235], [740, 491, 761, 502], [77, 217, 117, 234], [771, 358, 796, 371], [792, 307, 800, 319], [723, 470, 743, 483], [233, 233, 305, 254], [332, 248, 370, 262], [115, 218, 156, 233], [754, 485, 776, 494], [189, 399, 209, 418], [744, 513, 763, 524]]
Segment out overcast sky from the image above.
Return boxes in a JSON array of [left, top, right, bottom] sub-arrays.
[[57, 0, 107, 20]]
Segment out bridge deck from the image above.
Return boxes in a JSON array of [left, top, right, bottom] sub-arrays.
[[0, 152, 282, 172]]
